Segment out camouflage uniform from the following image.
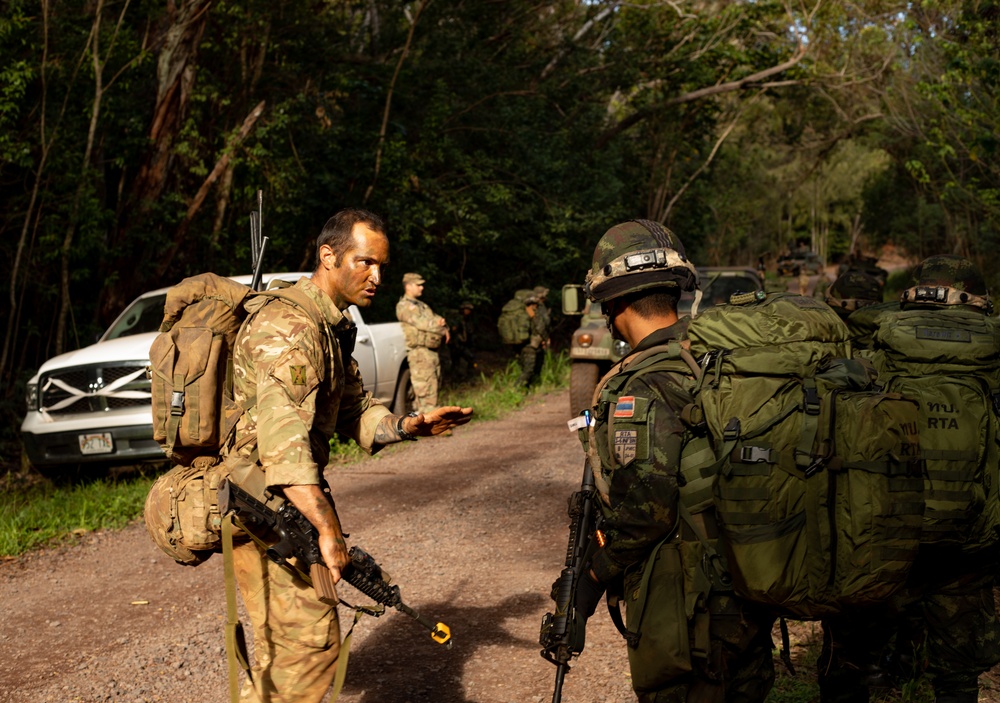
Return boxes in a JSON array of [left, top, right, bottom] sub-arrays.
[[449, 302, 476, 381], [516, 292, 549, 388], [819, 256, 1000, 703], [587, 322, 775, 703], [822, 269, 890, 354], [228, 276, 393, 703], [580, 221, 774, 703], [396, 289, 447, 414]]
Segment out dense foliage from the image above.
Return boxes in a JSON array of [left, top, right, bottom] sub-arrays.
[[2, 0, 998, 459]]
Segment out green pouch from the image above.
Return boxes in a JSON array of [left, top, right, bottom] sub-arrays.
[[623, 540, 692, 692]]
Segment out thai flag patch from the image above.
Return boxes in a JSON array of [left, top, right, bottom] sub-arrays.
[[614, 396, 635, 418]]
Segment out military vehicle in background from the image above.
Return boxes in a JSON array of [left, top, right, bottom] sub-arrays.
[[838, 253, 889, 285], [776, 249, 824, 277], [562, 267, 763, 417]]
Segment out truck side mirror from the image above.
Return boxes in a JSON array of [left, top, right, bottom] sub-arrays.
[[561, 285, 586, 315]]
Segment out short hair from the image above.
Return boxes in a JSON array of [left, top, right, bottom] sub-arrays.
[[315, 208, 387, 269], [620, 288, 679, 319]]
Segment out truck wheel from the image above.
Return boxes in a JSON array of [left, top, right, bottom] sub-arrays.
[[570, 362, 600, 417], [392, 367, 414, 415]]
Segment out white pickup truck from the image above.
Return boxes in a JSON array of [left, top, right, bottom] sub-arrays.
[[21, 273, 413, 471]]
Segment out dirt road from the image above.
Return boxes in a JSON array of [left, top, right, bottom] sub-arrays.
[[0, 393, 637, 703], [2, 390, 999, 702]]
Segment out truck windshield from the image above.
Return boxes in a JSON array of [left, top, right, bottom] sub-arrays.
[[103, 293, 167, 340]]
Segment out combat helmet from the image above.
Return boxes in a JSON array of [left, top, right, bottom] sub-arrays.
[[585, 219, 699, 304], [825, 270, 883, 318], [900, 255, 993, 314]]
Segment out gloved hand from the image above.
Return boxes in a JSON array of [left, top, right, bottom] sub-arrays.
[[575, 572, 606, 619]]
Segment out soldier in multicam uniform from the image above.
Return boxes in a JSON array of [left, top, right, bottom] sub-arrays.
[[818, 256, 1000, 703], [396, 272, 449, 414], [227, 209, 472, 703], [573, 220, 775, 703], [516, 288, 551, 388]]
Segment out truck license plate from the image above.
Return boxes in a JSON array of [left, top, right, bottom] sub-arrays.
[[79, 432, 113, 455]]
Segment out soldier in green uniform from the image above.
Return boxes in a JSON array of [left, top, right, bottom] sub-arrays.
[[822, 269, 895, 354], [396, 272, 449, 413], [227, 209, 472, 703], [574, 220, 775, 703], [818, 256, 1000, 703], [515, 288, 551, 388], [448, 301, 477, 381]]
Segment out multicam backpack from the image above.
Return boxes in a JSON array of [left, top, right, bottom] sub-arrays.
[[871, 307, 1000, 553], [144, 273, 322, 565], [497, 298, 530, 345]]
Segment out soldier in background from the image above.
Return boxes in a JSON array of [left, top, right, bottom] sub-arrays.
[[819, 256, 1000, 703], [396, 272, 449, 414], [512, 285, 551, 388], [449, 301, 477, 381], [533, 285, 552, 337], [824, 269, 894, 355]]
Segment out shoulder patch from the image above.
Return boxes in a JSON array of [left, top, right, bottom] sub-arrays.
[[289, 365, 308, 385], [614, 430, 638, 465], [614, 396, 635, 418]]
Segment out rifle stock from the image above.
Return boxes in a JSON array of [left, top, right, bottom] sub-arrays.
[[539, 460, 602, 703]]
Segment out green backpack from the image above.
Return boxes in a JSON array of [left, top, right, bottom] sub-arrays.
[[871, 307, 1000, 553], [497, 298, 530, 345], [687, 293, 923, 618]]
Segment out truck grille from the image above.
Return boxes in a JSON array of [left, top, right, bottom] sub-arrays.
[[39, 362, 151, 416]]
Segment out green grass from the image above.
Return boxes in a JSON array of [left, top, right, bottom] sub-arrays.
[[0, 473, 154, 556], [1, 353, 570, 557], [327, 350, 570, 462]]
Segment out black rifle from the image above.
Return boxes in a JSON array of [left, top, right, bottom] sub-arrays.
[[218, 477, 452, 646], [539, 460, 603, 703]]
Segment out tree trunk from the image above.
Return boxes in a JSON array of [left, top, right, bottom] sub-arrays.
[[99, 0, 212, 323], [55, 0, 108, 354], [122, 0, 211, 225]]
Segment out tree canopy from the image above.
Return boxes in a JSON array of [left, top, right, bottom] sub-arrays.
[[2, 0, 998, 404]]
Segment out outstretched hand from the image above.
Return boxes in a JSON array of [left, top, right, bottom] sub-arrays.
[[405, 405, 473, 436]]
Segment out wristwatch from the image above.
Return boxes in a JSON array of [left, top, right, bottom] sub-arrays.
[[397, 411, 419, 441]]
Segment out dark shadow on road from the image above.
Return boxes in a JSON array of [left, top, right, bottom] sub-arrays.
[[337, 590, 548, 703]]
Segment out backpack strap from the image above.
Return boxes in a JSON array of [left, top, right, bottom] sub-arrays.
[[587, 342, 697, 500], [230, 285, 336, 461], [222, 515, 252, 703]]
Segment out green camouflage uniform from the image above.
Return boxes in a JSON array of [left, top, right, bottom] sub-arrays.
[[819, 257, 1000, 703], [586, 320, 775, 703], [448, 304, 476, 380], [396, 294, 447, 413], [517, 303, 549, 387], [228, 276, 392, 703]]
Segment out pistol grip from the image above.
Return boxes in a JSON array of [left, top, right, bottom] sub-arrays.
[[310, 563, 340, 606]]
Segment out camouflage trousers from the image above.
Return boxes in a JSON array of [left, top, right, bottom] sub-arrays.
[[636, 594, 775, 703], [819, 557, 1000, 703], [407, 346, 440, 414], [232, 538, 341, 703], [516, 343, 542, 387]]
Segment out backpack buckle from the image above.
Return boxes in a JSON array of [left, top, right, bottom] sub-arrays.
[[723, 417, 740, 442], [803, 386, 820, 415], [170, 391, 185, 416], [737, 446, 773, 464], [803, 457, 825, 478]]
